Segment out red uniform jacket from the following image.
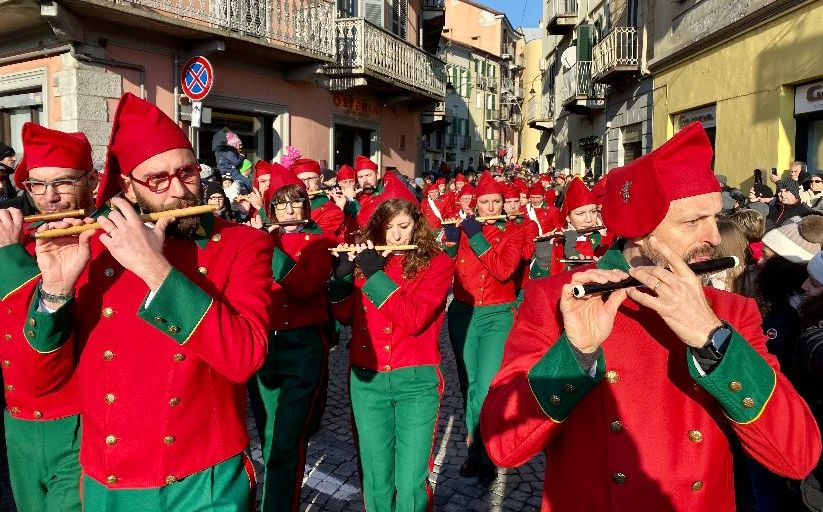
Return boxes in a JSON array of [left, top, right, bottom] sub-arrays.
[[331, 252, 453, 371], [420, 197, 444, 230], [270, 221, 336, 331], [310, 196, 345, 241], [512, 218, 539, 294], [13, 215, 274, 489], [447, 221, 525, 306], [549, 229, 613, 275], [481, 244, 820, 511]]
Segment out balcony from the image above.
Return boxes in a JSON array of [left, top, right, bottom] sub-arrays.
[[83, 0, 334, 59], [422, 0, 445, 9], [592, 27, 640, 84], [546, 0, 577, 35], [327, 18, 447, 101], [527, 94, 554, 131], [421, 101, 452, 133], [559, 61, 605, 114], [421, 0, 446, 53]]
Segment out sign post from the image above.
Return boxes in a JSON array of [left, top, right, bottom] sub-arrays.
[[180, 56, 214, 128]]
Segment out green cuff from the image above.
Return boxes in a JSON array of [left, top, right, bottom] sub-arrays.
[[138, 268, 213, 345], [257, 207, 269, 223], [442, 243, 458, 258], [344, 200, 360, 216], [362, 271, 400, 309], [689, 328, 776, 424], [468, 232, 492, 257], [528, 334, 605, 422], [24, 289, 74, 353], [272, 247, 297, 282], [328, 274, 354, 303], [0, 244, 40, 299]]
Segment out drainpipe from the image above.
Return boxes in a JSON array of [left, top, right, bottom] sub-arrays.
[[173, 53, 180, 124], [0, 44, 74, 66], [70, 48, 145, 99]]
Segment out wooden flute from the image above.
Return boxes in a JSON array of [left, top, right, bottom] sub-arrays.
[[24, 209, 87, 223], [571, 256, 739, 298], [33, 205, 217, 239], [329, 245, 418, 253], [262, 219, 310, 228], [441, 214, 515, 225], [533, 226, 605, 243]]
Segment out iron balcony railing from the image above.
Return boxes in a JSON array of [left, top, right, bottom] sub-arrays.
[[592, 27, 639, 79], [559, 61, 605, 105], [527, 94, 554, 122], [109, 0, 335, 58], [328, 18, 447, 98], [422, 0, 445, 9], [546, 0, 578, 24]]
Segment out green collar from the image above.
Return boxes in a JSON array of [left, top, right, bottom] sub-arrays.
[[311, 195, 329, 209], [595, 238, 630, 272], [303, 219, 323, 235], [194, 212, 215, 250]]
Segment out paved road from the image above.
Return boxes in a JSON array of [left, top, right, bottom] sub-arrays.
[[0, 304, 546, 512]]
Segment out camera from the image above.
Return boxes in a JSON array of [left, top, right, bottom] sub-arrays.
[[754, 169, 762, 186]]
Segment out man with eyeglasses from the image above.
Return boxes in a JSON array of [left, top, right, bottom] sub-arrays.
[[0, 123, 91, 512], [291, 158, 346, 239], [4, 93, 273, 511], [801, 170, 823, 210]]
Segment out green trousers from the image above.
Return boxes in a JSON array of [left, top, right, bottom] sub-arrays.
[[81, 453, 253, 511], [4, 411, 81, 512], [447, 300, 514, 470], [349, 365, 443, 512], [248, 326, 328, 512]]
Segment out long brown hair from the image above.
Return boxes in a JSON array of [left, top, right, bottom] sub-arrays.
[[715, 217, 754, 296], [359, 198, 440, 279]]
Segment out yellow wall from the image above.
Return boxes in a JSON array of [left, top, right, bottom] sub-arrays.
[[652, 0, 823, 188], [443, 0, 502, 56], [520, 37, 543, 160]]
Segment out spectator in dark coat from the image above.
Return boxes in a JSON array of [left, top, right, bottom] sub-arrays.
[[212, 129, 251, 190], [767, 179, 811, 229]]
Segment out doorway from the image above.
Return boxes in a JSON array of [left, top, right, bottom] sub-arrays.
[[197, 110, 278, 167], [334, 124, 375, 170]]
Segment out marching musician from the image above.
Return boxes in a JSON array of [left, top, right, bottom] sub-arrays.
[[442, 171, 525, 484], [480, 123, 820, 511], [10, 93, 273, 510], [0, 123, 98, 511], [502, 184, 538, 305], [291, 158, 345, 239], [329, 178, 453, 512], [248, 163, 337, 512]]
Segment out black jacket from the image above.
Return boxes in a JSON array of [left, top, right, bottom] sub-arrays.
[[0, 192, 37, 215]]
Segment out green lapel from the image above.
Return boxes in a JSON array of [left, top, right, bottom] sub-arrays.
[[194, 213, 215, 250], [311, 195, 329, 210], [595, 238, 630, 272], [303, 219, 323, 235]]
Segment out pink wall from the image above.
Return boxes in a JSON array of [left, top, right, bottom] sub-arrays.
[[0, 55, 64, 128]]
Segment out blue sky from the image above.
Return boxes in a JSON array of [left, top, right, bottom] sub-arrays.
[[483, 0, 542, 28]]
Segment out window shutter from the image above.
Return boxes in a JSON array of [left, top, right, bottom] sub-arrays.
[[577, 24, 592, 61], [466, 69, 472, 97], [364, 0, 384, 28]]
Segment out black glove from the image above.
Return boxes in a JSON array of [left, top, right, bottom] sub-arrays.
[[444, 225, 460, 243], [333, 254, 356, 279], [355, 248, 386, 279], [461, 216, 483, 238], [534, 240, 552, 269]]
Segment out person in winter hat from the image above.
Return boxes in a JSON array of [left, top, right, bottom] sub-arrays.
[[212, 129, 250, 190], [0, 141, 17, 201], [767, 178, 811, 230], [762, 215, 823, 263]]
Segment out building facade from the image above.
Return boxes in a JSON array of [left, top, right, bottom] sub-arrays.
[[0, 0, 447, 177], [519, 28, 543, 163]]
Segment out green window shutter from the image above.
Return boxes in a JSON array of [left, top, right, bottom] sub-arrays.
[[466, 69, 472, 97], [577, 24, 592, 61]]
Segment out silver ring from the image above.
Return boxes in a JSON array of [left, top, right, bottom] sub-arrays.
[[653, 281, 662, 293]]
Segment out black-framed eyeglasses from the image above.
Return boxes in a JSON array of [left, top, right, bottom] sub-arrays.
[[129, 165, 200, 193], [273, 199, 306, 211], [22, 170, 92, 196], [812, 179, 823, 183]]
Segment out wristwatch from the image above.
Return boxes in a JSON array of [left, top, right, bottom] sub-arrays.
[[692, 323, 733, 365]]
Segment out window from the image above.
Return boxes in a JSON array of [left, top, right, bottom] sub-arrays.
[[364, 0, 383, 28], [337, 0, 356, 17], [391, 0, 408, 38]]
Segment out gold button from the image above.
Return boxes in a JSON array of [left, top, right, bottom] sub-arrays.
[[610, 420, 623, 432], [362, 306, 367, 312], [102, 307, 113, 318], [163, 435, 176, 445], [104, 267, 114, 277], [27, 318, 36, 327], [282, 304, 288, 309], [304, 234, 311, 241], [742, 397, 755, 408], [478, 300, 483, 305], [613, 472, 627, 485], [691, 480, 704, 492], [168, 326, 180, 334], [383, 327, 391, 334], [1, 360, 9, 368], [383, 345, 390, 351], [383, 365, 391, 371], [606, 370, 620, 384], [198, 266, 208, 276], [728, 381, 743, 392], [32, 410, 42, 419], [165, 475, 177, 485], [106, 475, 118, 485], [549, 395, 561, 407], [104, 393, 115, 405], [5, 384, 13, 392], [9, 407, 19, 414], [173, 353, 186, 363], [102, 350, 115, 361], [105, 435, 117, 445], [169, 397, 181, 407], [688, 430, 703, 443], [4, 333, 10, 341], [283, 321, 289, 327], [26, 331, 34, 338], [563, 383, 576, 393], [211, 233, 222, 242], [460, 259, 465, 264], [480, 274, 485, 279]]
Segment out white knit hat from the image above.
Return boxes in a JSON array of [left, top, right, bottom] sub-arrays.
[[808, 251, 823, 284], [762, 216, 823, 263]]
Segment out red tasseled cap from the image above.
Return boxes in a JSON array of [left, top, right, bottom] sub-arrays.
[[15, 123, 93, 189], [601, 122, 720, 238], [290, 158, 321, 176], [454, 173, 468, 184], [253, 160, 273, 191], [474, 171, 504, 198], [459, 184, 476, 198], [503, 183, 520, 200], [528, 182, 544, 197], [263, 162, 304, 209], [354, 155, 378, 172], [337, 165, 355, 181], [560, 177, 597, 218]]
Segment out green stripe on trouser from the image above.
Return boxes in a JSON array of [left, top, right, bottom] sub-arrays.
[[81, 453, 254, 511], [248, 326, 328, 512], [349, 365, 443, 512], [4, 412, 81, 512], [447, 300, 513, 470]]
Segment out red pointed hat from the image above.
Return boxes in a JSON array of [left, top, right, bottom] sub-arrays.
[[454, 173, 468, 184], [528, 182, 544, 197], [561, 177, 597, 218], [291, 158, 321, 176], [503, 183, 520, 200], [337, 165, 355, 181], [14, 123, 93, 189], [97, 92, 192, 207], [356, 172, 416, 227], [459, 184, 476, 198], [474, 171, 504, 198], [591, 175, 608, 204], [601, 122, 720, 238], [354, 155, 378, 172], [253, 160, 273, 191], [263, 162, 304, 209]]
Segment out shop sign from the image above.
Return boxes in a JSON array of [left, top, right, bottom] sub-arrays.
[[333, 94, 381, 120], [796, 81, 823, 115], [675, 105, 716, 130]]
